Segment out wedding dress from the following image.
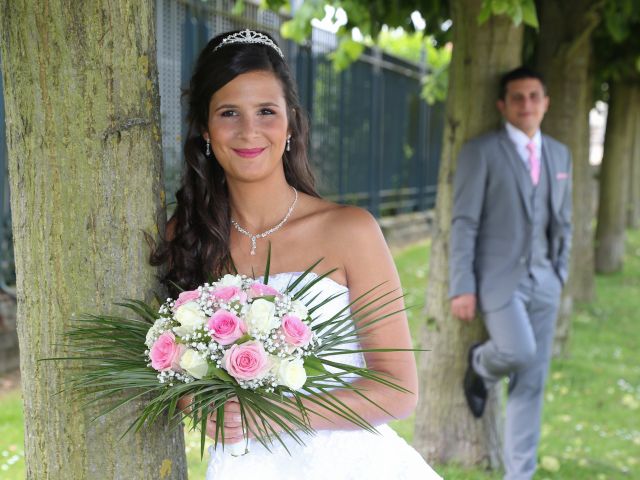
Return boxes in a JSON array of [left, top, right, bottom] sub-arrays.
[[206, 272, 442, 480]]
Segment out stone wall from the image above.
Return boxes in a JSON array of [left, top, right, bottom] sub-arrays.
[[379, 211, 434, 250]]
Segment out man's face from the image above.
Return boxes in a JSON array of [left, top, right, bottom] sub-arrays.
[[497, 78, 549, 137]]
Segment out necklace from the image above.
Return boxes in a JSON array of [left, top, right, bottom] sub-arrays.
[[231, 187, 298, 255]]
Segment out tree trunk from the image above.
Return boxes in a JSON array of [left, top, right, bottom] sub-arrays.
[[0, 2, 187, 479], [595, 82, 638, 273], [627, 87, 640, 229], [535, 0, 600, 356], [413, 0, 523, 468]]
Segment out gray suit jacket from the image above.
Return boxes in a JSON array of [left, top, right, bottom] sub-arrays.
[[449, 128, 572, 312]]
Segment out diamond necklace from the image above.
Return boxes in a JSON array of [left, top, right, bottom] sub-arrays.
[[231, 187, 298, 255]]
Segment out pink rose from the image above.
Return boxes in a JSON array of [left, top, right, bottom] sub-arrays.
[[249, 282, 280, 298], [173, 289, 200, 310], [280, 314, 312, 347], [210, 285, 247, 303], [207, 310, 247, 345], [149, 332, 185, 371], [224, 341, 270, 381]]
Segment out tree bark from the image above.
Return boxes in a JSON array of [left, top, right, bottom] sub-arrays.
[[0, 2, 187, 479], [627, 87, 640, 229], [535, 0, 600, 355], [595, 82, 638, 273], [413, 0, 523, 468]]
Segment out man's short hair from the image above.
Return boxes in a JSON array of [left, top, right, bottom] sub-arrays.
[[499, 67, 547, 99]]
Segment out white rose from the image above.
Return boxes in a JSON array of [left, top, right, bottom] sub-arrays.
[[277, 358, 307, 391], [220, 274, 243, 288], [290, 300, 308, 319], [174, 302, 206, 336], [246, 298, 278, 333], [179, 349, 209, 379]]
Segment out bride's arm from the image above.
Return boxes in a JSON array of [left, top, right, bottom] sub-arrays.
[[306, 206, 419, 425], [219, 206, 419, 443]]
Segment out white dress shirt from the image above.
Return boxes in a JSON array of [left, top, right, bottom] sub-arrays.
[[505, 122, 542, 168]]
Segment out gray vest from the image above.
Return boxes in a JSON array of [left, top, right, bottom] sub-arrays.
[[527, 149, 553, 280]]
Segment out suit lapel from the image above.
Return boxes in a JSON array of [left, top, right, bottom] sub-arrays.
[[498, 130, 533, 219], [542, 135, 560, 215]]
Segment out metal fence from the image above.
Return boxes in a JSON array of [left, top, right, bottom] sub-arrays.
[[156, 0, 444, 216], [0, 0, 444, 290], [0, 54, 15, 295], [297, 31, 444, 215]]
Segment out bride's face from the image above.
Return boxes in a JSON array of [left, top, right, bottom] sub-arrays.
[[206, 70, 290, 184]]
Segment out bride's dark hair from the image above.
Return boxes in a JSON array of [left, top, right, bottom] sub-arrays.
[[150, 30, 319, 295]]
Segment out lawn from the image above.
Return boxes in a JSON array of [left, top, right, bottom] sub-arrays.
[[2, 231, 639, 479]]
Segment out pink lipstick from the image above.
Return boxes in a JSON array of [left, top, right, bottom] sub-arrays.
[[233, 147, 266, 158]]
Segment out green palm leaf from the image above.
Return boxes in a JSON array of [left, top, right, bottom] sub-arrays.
[[43, 253, 421, 458]]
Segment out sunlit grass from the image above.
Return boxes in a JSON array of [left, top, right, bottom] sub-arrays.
[[532, 229, 640, 480], [1, 232, 639, 479], [0, 389, 25, 479]]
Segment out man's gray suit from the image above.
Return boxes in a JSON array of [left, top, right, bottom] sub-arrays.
[[449, 128, 572, 480]]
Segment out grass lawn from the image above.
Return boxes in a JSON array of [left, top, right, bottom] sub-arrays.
[[2, 231, 639, 479], [0, 387, 24, 478]]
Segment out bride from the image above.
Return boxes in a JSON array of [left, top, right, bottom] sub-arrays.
[[151, 29, 441, 479]]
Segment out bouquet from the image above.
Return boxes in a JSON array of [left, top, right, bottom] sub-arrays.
[[57, 259, 413, 457]]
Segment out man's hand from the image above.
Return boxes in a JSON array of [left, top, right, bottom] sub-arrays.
[[451, 293, 477, 322]]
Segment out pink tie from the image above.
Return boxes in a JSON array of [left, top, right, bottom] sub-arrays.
[[526, 141, 540, 185]]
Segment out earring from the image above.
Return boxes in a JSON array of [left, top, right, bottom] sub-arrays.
[[286, 135, 291, 152], [205, 139, 211, 157]]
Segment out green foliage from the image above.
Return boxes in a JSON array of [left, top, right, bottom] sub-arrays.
[[270, 0, 538, 55], [232, 0, 246, 16], [265, 0, 451, 71], [592, 0, 640, 100], [263, 0, 529, 92], [328, 36, 365, 71], [376, 28, 451, 103], [603, 0, 639, 42], [279, 0, 325, 43], [376, 28, 426, 63], [422, 41, 451, 104], [45, 271, 417, 459], [478, 0, 539, 28]]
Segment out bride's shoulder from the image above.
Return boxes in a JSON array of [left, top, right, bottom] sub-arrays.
[[301, 196, 378, 229], [328, 204, 379, 234], [300, 197, 383, 246], [296, 197, 391, 282]]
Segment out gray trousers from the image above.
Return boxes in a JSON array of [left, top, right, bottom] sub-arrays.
[[473, 270, 562, 480]]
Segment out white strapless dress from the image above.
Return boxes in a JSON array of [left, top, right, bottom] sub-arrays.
[[206, 272, 442, 480]]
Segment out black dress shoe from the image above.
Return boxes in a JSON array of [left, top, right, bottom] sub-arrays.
[[463, 343, 487, 418]]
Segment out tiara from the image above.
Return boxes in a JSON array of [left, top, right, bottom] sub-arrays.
[[213, 29, 284, 59]]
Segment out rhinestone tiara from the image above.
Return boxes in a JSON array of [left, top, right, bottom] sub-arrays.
[[213, 29, 284, 59]]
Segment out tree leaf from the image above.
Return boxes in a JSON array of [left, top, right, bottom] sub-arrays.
[[231, 0, 245, 16], [510, 4, 523, 26], [332, 37, 365, 71], [281, 19, 308, 43], [477, 1, 493, 25], [521, 0, 539, 29], [492, 0, 509, 16]]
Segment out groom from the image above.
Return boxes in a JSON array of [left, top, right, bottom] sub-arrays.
[[449, 67, 572, 480]]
